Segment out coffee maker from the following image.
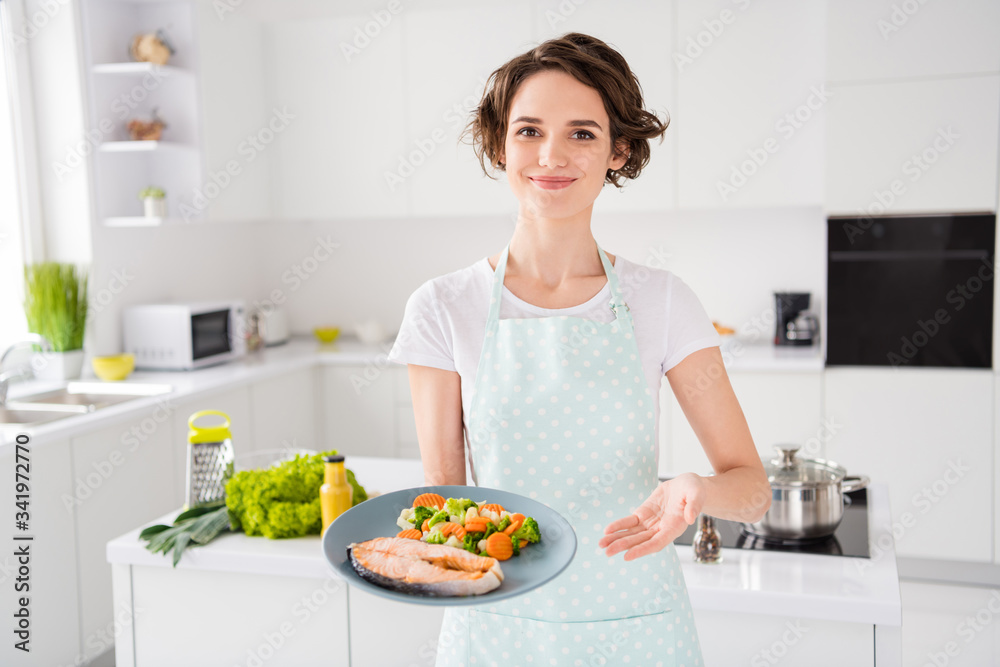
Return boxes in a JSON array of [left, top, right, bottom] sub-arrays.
[[774, 292, 819, 346]]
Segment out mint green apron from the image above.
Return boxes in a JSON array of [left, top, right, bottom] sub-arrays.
[[435, 246, 704, 667]]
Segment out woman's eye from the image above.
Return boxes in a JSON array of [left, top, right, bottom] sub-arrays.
[[517, 127, 540, 137], [573, 130, 596, 140]]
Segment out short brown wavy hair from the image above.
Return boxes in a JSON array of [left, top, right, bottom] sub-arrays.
[[464, 32, 668, 188]]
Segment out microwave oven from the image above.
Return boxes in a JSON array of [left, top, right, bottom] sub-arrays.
[[123, 301, 247, 370]]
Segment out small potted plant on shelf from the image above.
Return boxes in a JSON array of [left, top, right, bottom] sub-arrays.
[[22, 262, 89, 381], [139, 186, 166, 218]]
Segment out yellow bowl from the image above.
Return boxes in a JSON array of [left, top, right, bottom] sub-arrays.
[[92, 353, 135, 381], [313, 327, 341, 344]]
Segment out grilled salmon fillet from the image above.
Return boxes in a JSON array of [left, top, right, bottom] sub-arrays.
[[348, 536, 504, 597]]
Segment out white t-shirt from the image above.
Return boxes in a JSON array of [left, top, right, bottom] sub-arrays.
[[387, 254, 721, 471]]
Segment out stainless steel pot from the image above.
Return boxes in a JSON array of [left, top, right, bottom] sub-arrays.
[[743, 445, 869, 541]]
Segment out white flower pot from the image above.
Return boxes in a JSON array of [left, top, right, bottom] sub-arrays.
[[143, 197, 166, 218], [31, 349, 85, 381]]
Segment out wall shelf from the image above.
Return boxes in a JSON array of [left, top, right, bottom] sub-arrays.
[[99, 140, 196, 154], [92, 62, 190, 78]]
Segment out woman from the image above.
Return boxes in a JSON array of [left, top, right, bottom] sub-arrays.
[[388, 33, 771, 667]]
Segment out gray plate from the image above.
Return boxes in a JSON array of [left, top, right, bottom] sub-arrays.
[[322, 485, 577, 606]]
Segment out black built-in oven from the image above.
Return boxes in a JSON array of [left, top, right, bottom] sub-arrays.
[[827, 213, 995, 369]]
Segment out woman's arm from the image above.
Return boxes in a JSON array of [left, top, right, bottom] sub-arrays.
[[666, 346, 771, 523], [408, 364, 467, 486]]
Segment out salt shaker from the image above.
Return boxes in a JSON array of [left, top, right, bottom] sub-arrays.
[[693, 514, 723, 564]]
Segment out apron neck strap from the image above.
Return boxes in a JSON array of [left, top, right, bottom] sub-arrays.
[[486, 244, 633, 329]]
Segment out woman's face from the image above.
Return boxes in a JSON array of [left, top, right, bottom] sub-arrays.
[[501, 69, 627, 221]]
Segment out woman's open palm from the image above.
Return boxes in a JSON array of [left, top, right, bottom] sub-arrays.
[[599, 473, 706, 561]]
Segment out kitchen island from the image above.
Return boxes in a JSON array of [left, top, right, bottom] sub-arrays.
[[107, 457, 901, 667]]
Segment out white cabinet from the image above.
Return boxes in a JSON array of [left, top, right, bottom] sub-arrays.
[[825, 76, 1000, 214], [349, 585, 444, 666], [824, 368, 994, 562], [532, 0, 677, 213], [696, 609, 874, 667], [70, 412, 177, 663], [663, 372, 823, 477], [249, 367, 320, 452], [263, 14, 408, 219], [0, 439, 81, 667], [403, 3, 530, 218], [321, 364, 421, 459], [170, 385, 252, 504], [826, 0, 1000, 82], [322, 365, 397, 458], [676, 0, 828, 209]]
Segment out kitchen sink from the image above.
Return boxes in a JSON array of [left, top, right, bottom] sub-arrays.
[[1, 381, 173, 427], [0, 407, 80, 427]]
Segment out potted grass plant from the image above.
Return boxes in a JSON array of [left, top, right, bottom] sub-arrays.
[[23, 262, 89, 380]]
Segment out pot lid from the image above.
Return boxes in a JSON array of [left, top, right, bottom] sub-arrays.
[[764, 446, 846, 486]]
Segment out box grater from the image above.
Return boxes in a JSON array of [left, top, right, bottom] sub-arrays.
[[185, 410, 235, 509]]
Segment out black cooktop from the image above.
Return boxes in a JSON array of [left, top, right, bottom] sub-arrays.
[[673, 487, 870, 558]]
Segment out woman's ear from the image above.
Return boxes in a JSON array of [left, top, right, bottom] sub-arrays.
[[610, 139, 630, 171]]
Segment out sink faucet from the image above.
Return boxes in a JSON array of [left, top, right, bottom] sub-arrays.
[[0, 334, 53, 407]]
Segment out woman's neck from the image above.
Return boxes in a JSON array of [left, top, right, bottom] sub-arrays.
[[500, 209, 609, 289]]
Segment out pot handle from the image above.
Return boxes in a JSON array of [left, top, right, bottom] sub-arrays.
[[842, 475, 869, 493]]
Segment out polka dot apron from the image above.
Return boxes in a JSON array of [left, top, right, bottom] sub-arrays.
[[435, 246, 704, 667]]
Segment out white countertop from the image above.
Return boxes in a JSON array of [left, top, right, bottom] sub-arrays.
[[1, 335, 823, 448], [107, 456, 900, 627]]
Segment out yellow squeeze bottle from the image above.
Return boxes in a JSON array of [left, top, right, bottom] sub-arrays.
[[320, 454, 353, 533]]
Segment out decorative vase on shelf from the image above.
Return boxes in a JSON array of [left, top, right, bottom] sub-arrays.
[[139, 186, 166, 218]]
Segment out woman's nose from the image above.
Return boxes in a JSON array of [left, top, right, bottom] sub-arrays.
[[537, 137, 569, 168]]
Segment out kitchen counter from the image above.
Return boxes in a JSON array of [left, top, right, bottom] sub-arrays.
[[2, 335, 822, 448], [107, 457, 901, 666]]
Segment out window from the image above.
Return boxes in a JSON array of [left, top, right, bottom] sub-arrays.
[[0, 0, 29, 348]]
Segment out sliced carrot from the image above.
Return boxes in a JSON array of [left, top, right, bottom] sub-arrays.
[[421, 518, 431, 532], [509, 513, 526, 525], [519, 539, 528, 548], [413, 493, 446, 509], [396, 529, 422, 540], [437, 522, 466, 540], [485, 532, 513, 560], [479, 503, 505, 515], [503, 519, 522, 536], [464, 521, 487, 533]]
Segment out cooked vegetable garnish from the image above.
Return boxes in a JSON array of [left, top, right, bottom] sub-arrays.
[[413, 493, 446, 509], [395, 496, 540, 560]]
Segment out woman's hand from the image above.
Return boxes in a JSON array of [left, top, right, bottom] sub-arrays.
[[599, 473, 706, 561]]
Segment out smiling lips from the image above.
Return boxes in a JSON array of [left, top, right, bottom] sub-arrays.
[[528, 176, 576, 190]]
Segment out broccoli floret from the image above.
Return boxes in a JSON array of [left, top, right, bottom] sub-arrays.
[[496, 515, 511, 532], [412, 506, 436, 528], [425, 531, 447, 545], [427, 509, 449, 528], [483, 521, 499, 540], [511, 517, 541, 544], [511, 536, 520, 557], [461, 533, 480, 554], [444, 498, 478, 517]]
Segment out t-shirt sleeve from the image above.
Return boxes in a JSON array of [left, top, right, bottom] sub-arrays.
[[661, 273, 722, 374], [387, 279, 456, 372]]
